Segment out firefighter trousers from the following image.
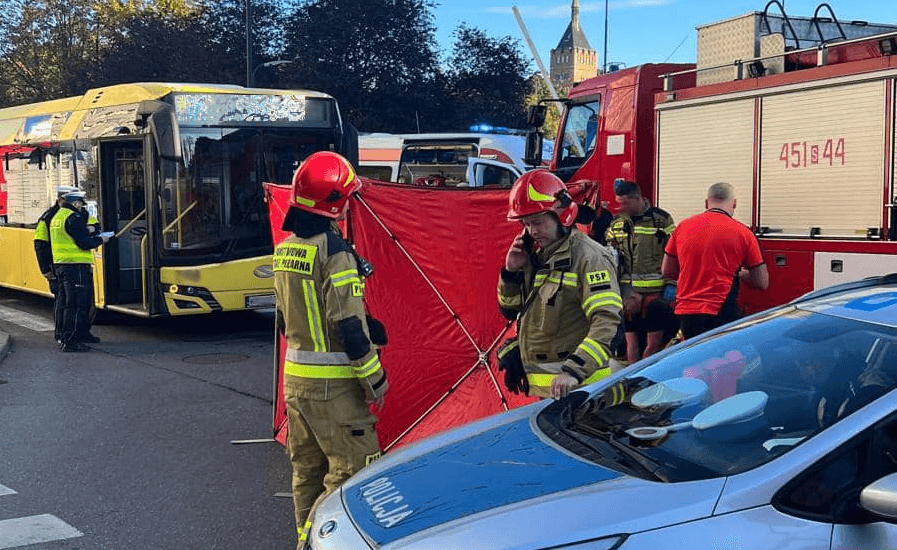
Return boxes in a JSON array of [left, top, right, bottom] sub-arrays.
[[284, 380, 381, 547]]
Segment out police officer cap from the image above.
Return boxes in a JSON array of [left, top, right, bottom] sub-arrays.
[[56, 185, 80, 197], [62, 189, 87, 203], [613, 179, 640, 197]]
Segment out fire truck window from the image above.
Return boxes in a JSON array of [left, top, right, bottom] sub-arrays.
[[559, 100, 600, 168]]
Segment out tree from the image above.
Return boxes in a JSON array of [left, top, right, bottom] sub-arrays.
[[282, 0, 441, 132], [0, 0, 101, 105], [523, 72, 565, 146], [443, 24, 532, 132]]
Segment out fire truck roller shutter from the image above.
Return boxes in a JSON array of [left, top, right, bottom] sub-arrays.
[[656, 98, 755, 227], [759, 80, 886, 238]]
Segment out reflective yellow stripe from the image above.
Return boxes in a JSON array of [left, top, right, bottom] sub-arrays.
[[302, 280, 326, 352], [578, 337, 609, 366], [664, 224, 675, 234], [498, 294, 521, 307], [583, 291, 623, 315], [333, 275, 361, 288], [331, 268, 361, 288], [284, 361, 355, 378], [585, 300, 624, 316], [294, 195, 315, 208], [583, 366, 612, 385], [299, 520, 312, 540], [354, 354, 381, 377], [633, 227, 658, 235], [526, 373, 555, 388], [497, 340, 518, 359], [632, 279, 665, 289], [536, 272, 578, 287]]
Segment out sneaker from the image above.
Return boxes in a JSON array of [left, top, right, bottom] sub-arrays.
[[61, 342, 91, 353], [82, 333, 101, 343]]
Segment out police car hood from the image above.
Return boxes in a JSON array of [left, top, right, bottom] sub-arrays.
[[341, 412, 724, 548]]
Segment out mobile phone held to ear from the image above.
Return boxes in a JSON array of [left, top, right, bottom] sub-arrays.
[[521, 230, 534, 253]]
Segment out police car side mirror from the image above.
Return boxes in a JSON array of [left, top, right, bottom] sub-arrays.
[[860, 473, 897, 522]]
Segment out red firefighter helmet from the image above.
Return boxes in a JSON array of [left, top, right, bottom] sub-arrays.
[[507, 169, 578, 227], [290, 151, 361, 219]]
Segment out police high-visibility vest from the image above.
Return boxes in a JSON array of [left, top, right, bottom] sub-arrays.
[[50, 209, 93, 264]]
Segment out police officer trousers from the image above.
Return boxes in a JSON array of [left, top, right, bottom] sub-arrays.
[[56, 264, 93, 345], [283, 378, 380, 546]]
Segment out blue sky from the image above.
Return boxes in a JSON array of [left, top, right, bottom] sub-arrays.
[[433, 1, 897, 72]]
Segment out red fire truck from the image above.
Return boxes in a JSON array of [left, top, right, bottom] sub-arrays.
[[527, 3, 897, 313]]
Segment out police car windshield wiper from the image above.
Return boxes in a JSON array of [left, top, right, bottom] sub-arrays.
[[571, 422, 669, 482], [556, 402, 667, 482]]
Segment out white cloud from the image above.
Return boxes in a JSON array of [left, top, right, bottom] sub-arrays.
[[488, 0, 672, 19]]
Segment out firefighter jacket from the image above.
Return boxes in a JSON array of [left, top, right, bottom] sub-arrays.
[[274, 229, 387, 402], [49, 206, 103, 265], [34, 204, 60, 277], [497, 228, 623, 398], [605, 205, 675, 294]]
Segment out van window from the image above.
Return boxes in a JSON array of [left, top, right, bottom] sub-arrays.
[[399, 143, 477, 187], [357, 165, 394, 182]]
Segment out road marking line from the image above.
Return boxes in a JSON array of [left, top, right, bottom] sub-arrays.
[[0, 485, 16, 497], [0, 514, 82, 548], [0, 305, 54, 333]]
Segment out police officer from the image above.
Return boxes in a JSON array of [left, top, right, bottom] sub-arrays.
[[497, 170, 622, 399], [273, 151, 388, 548], [605, 179, 677, 362], [50, 189, 109, 352], [34, 186, 78, 343]]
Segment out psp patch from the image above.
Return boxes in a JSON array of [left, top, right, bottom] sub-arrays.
[[586, 270, 611, 285]]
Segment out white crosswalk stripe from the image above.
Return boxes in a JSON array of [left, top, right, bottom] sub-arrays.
[[0, 515, 83, 549], [0, 305, 54, 333], [0, 484, 83, 549]]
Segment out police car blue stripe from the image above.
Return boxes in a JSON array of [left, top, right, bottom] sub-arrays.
[[344, 418, 622, 545]]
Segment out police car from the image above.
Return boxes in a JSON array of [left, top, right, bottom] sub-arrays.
[[305, 275, 897, 550]]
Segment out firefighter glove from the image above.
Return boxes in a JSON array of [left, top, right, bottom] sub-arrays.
[[366, 315, 388, 346], [497, 338, 528, 395]]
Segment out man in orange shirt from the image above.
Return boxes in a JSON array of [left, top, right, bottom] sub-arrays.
[[661, 182, 768, 340]]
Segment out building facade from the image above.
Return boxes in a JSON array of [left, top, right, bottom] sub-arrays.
[[549, 0, 598, 88]]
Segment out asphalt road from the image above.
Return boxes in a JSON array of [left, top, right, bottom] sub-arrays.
[[0, 288, 297, 549]]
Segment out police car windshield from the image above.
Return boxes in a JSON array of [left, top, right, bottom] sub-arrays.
[[557, 306, 897, 482]]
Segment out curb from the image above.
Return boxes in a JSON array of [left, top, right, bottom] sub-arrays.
[[0, 331, 9, 363]]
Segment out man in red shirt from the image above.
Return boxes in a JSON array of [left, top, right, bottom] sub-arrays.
[[661, 182, 768, 339]]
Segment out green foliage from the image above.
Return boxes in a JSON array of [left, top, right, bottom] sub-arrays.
[[282, 0, 441, 132], [443, 24, 532, 131], [0, 0, 537, 135]]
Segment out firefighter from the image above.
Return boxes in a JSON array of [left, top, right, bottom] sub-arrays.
[[497, 169, 622, 399], [34, 186, 78, 343], [273, 151, 388, 548], [605, 179, 677, 362], [50, 189, 110, 352]]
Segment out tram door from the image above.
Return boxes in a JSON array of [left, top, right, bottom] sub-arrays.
[[99, 139, 148, 309]]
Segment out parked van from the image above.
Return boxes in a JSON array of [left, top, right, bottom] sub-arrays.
[[358, 133, 551, 187]]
